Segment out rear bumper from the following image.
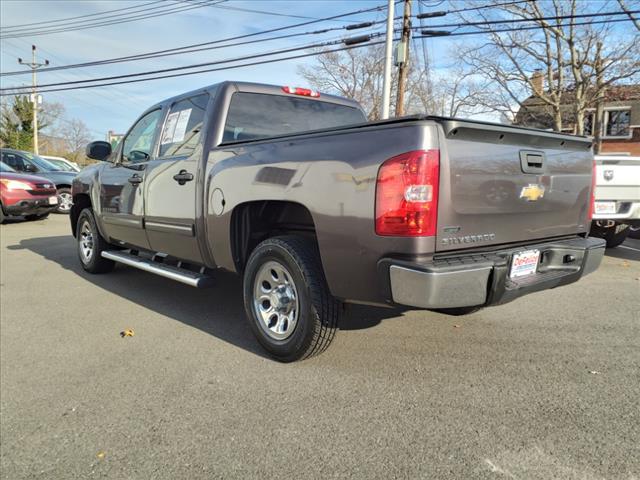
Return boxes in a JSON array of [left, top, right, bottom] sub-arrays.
[[592, 201, 640, 222], [380, 236, 606, 309], [3, 197, 58, 216]]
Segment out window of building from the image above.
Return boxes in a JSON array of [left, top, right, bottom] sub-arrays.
[[604, 109, 631, 138], [583, 111, 595, 136]]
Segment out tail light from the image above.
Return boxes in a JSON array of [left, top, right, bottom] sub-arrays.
[[281, 86, 320, 97], [375, 149, 440, 236], [587, 158, 596, 221]]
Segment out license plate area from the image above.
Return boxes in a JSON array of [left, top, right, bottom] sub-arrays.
[[510, 249, 540, 279], [594, 201, 616, 215], [49, 196, 58, 205]]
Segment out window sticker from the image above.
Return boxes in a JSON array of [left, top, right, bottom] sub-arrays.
[[161, 112, 179, 145], [172, 108, 192, 143]]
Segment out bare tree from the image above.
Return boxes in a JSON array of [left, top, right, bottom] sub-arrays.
[[61, 119, 91, 164], [457, 0, 640, 133], [299, 45, 497, 120]]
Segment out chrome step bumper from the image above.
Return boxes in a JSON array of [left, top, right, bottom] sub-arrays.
[[380, 236, 606, 309]]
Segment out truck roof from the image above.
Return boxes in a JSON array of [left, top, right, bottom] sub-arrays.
[[147, 81, 362, 113]]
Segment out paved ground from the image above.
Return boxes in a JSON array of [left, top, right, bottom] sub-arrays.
[[1, 215, 638, 480]]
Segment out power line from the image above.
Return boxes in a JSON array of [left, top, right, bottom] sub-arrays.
[[415, 8, 640, 30], [1, 31, 385, 92], [0, 3, 392, 77], [0, 0, 164, 30], [0, 10, 640, 81], [0, 0, 224, 39], [2, 16, 635, 97]]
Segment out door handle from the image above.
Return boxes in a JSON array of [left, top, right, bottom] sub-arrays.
[[128, 174, 143, 185], [173, 170, 194, 185]]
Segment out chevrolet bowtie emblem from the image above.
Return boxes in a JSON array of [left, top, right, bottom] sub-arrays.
[[520, 184, 545, 202]]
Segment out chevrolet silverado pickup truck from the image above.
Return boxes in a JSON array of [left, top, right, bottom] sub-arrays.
[[71, 81, 605, 362], [590, 155, 640, 247]]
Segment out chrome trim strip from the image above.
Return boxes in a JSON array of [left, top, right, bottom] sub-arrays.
[[102, 215, 143, 228], [144, 220, 194, 236]]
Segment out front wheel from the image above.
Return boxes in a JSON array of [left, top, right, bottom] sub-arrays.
[[55, 188, 73, 214], [243, 236, 339, 362], [76, 208, 115, 273]]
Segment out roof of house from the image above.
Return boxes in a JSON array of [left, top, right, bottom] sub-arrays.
[[521, 84, 640, 108]]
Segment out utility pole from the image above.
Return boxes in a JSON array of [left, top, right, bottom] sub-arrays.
[[18, 45, 49, 154], [593, 41, 605, 154], [381, 0, 394, 119], [395, 0, 412, 117]]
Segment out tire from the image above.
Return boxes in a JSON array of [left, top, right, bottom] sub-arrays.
[[25, 213, 49, 221], [55, 187, 73, 214], [243, 236, 339, 362], [0, 205, 5, 224], [629, 227, 640, 240], [76, 208, 115, 274], [433, 306, 484, 316], [590, 222, 630, 248]]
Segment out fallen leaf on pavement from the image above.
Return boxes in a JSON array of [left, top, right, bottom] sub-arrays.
[[97, 451, 106, 459], [120, 329, 134, 338]]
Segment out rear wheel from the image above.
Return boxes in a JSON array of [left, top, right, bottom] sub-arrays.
[[76, 208, 115, 273], [629, 226, 640, 240], [590, 222, 630, 248], [55, 188, 73, 214], [0, 205, 5, 224], [243, 236, 339, 362]]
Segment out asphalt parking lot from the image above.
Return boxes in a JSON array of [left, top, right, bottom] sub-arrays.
[[1, 214, 638, 479]]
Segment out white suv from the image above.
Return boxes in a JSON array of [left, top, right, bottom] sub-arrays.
[[590, 155, 640, 247]]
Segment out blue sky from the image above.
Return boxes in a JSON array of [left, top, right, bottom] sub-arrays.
[[1, 0, 637, 139], [0, 0, 399, 139]]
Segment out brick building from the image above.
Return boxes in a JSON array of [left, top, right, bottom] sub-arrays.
[[515, 83, 640, 156]]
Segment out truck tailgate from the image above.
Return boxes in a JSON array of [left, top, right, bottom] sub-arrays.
[[435, 118, 593, 252], [595, 156, 640, 202]]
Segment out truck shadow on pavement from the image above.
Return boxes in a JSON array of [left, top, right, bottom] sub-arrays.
[[604, 238, 640, 261], [12, 235, 406, 358]]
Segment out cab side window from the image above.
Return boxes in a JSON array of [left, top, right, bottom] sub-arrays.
[[158, 93, 209, 158], [2, 152, 26, 171], [121, 109, 163, 164]]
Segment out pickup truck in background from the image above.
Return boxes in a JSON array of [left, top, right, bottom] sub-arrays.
[[590, 155, 640, 247], [71, 81, 605, 362]]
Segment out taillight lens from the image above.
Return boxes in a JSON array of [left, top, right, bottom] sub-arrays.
[[375, 149, 440, 236], [587, 158, 596, 222], [281, 86, 320, 97]]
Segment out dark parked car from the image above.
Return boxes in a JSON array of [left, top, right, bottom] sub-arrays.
[[0, 161, 58, 223], [0, 148, 76, 214]]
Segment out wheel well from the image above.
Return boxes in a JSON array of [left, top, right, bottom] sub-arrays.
[[230, 201, 317, 272], [70, 193, 92, 237], [56, 184, 72, 189]]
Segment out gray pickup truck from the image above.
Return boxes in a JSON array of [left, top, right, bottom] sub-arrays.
[[71, 81, 605, 361]]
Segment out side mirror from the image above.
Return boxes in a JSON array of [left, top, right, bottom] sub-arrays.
[[24, 164, 38, 173], [127, 150, 149, 162], [86, 141, 112, 161]]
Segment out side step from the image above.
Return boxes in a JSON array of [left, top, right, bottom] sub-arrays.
[[101, 251, 214, 288]]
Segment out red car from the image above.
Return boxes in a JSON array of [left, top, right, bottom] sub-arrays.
[[0, 161, 59, 223]]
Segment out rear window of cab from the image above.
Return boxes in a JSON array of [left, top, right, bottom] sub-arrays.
[[222, 92, 366, 143]]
